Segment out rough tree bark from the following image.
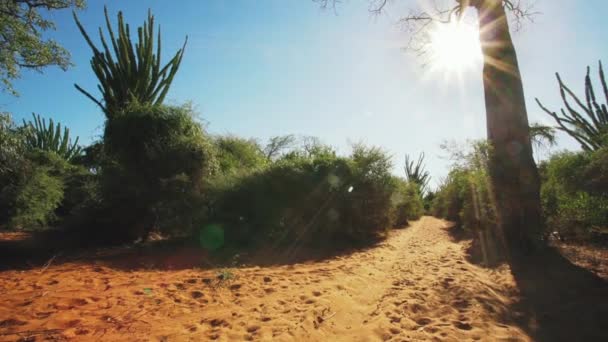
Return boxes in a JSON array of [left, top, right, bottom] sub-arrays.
[[470, 0, 542, 261]]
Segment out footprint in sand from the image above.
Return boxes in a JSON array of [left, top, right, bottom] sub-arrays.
[[70, 298, 88, 306], [453, 298, 470, 312], [190, 290, 204, 299], [64, 319, 81, 328], [34, 311, 54, 319], [0, 318, 26, 328], [415, 317, 433, 326], [453, 321, 473, 330], [205, 318, 230, 328]]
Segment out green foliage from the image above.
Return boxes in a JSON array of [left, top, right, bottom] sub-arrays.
[[0, 148, 93, 230], [8, 164, 64, 229], [583, 147, 608, 195], [214, 135, 267, 174], [0, 0, 85, 95], [0, 112, 26, 176], [537, 61, 608, 151], [264, 135, 296, 160], [97, 103, 217, 240], [209, 143, 423, 247], [74, 7, 186, 118], [431, 141, 496, 232], [404, 153, 430, 195], [392, 178, 424, 226], [540, 149, 608, 240], [23, 113, 82, 161]]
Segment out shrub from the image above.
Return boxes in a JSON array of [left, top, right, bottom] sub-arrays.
[[540, 149, 608, 240], [392, 178, 424, 226], [0, 149, 94, 230], [8, 166, 64, 229], [431, 141, 496, 232], [209, 143, 423, 248], [1, 112, 98, 230], [97, 103, 218, 240]]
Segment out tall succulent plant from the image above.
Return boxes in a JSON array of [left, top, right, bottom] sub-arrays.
[[73, 7, 187, 118], [404, 153, 430, 195], [23, 113, 82, 161], [536, 61, 608, 151]]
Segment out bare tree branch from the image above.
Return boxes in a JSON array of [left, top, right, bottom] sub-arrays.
[[315, 0, 539, 52]]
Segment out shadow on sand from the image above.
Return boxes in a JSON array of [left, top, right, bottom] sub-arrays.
[[0, 227, 388, 272], [446, 223, 608, 342]]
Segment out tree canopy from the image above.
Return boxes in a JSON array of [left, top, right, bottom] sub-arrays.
[[0, 0, 85, 95]]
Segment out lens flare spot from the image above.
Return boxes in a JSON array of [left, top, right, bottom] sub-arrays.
[[199, 224, 225, 251], [328, 173, 341, 189]]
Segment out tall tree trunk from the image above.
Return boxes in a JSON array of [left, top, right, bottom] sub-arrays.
[[474, 0, 542, 262]]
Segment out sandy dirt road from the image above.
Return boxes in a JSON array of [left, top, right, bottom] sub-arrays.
[[0, 217, 531, 341]]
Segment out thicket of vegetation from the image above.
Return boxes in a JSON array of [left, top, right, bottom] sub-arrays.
[[0, 108, 425, 247], [432, 62, 608, 244], [2, 3, 606, 256], [432, 142, 608, 243], [209, 144, 423, 247], [0, 7, 425, 251]]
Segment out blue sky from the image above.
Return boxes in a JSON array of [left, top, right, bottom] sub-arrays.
[[1, 0, 607, 188]]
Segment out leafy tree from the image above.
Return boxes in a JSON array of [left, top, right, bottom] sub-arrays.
[[22, 113, 82, 161], [264, 134, 296, 160], [73, 7, 187, 118], [536, 61, 608, 151], [404, 153, 430, 195], [0, 0, 85, 95], [215, 135, 267, 174]]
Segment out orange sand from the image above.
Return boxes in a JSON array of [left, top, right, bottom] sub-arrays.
[[0, 217, 533, 341]]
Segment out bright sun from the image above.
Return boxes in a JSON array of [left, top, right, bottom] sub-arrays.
[[428, 18, 482, 76]]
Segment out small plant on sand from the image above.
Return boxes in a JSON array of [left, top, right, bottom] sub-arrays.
[[216, 268, 235, 281]]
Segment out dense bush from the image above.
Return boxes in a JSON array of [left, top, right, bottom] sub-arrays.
[[209, 143, 423, 247], [1, 113, 94, 230], [433, 140, 608, 243], [540, 149, 608, 240], [392, 178, 425, 226], [92, 103, 218, 241]]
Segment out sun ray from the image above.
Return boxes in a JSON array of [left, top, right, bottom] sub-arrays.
[[426, 14, 483, 82]]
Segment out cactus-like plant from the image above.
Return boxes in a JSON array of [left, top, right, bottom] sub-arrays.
[[23, 113, 82, 161], [404, 153, 430, 195], [536, 61, 608, 151], [73, 7, 187, 118]]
